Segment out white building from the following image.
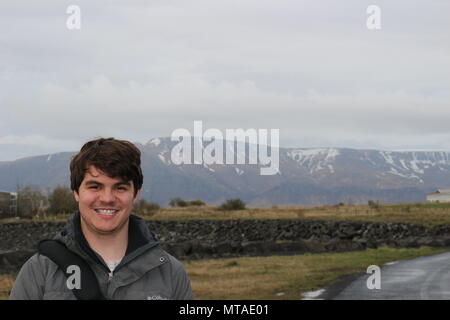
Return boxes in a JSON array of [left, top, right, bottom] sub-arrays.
[[426, 189, 450, 203]]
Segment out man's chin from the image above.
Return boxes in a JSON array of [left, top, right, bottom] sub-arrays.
[[80, 213, 129, 236], [89, 221, 126, 236]]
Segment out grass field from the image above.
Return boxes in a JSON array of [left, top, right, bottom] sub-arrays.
[[3, 202, 450, 227], [2, 246, 447, 300], [0, 274, 15, 300]]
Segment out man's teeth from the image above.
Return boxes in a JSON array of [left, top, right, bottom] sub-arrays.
[[95, 209, 118, 215]]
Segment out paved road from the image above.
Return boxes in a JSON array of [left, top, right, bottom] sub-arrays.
[[333, 251, 450, 300]]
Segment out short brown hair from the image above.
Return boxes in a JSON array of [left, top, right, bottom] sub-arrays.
[[70, 138, 143, 196]]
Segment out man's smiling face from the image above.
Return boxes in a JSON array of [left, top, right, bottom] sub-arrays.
[[74, 165, 140, 236]]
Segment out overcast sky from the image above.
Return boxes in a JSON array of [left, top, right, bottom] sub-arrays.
[[1, 0, 449, 161]]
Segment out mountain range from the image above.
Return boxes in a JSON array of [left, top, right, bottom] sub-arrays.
[[0, 137, 448, 206]]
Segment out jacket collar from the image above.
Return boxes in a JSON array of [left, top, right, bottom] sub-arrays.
[[57, 211, 160, 271]]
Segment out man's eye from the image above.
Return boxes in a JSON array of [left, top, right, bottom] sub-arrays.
[[117, 186, 128, 191], [88, 185, 99, 189]]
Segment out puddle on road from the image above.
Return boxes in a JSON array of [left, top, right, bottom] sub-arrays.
[[302, 288, 326, 300]]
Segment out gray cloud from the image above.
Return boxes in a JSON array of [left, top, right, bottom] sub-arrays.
[[1, 0, 449, 160]]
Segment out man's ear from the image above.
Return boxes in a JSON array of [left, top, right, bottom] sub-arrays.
[[73, 190, 79, 202], [133, 188, 142, 202]]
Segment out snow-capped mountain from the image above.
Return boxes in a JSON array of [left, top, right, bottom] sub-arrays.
[[1, 137, 449, 206]]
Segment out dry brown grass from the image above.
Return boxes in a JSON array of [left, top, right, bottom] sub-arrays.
[[144, 206, 307, 220], [0, 274, 15, 300], [138, 203, 450, 227]]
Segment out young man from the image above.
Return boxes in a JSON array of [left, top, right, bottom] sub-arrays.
[[10, 138, 193, 300]]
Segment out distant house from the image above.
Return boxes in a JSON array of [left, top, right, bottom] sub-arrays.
[[426, 189, 450, 203]]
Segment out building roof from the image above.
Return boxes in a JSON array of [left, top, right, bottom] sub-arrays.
[[427, 189, 450, 195]]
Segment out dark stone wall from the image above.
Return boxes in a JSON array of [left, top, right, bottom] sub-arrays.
[[2, 219, 450, 273]]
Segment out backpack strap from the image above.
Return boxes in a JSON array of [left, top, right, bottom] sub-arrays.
[[38, 239, 105, 300]]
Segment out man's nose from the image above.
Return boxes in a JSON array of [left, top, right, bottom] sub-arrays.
[[99, 188, 116, 203]]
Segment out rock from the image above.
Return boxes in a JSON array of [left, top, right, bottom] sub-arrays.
[[2, 219, 450, 264], [302, 239, 326, 253]]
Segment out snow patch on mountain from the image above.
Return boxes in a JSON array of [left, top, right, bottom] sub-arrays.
[[149, 138, 161, 146], [378, 151, 450, 178], [287, 148, 339, 174], [158, 153, 167, 164]]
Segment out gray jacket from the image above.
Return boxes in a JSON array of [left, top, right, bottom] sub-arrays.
[[9, 212, 194, 300]]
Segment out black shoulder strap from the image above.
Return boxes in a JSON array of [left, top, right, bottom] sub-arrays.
[[38, 239, 105, 300]]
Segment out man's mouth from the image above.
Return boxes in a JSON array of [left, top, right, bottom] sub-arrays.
[[94, 209, 119, 215]]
